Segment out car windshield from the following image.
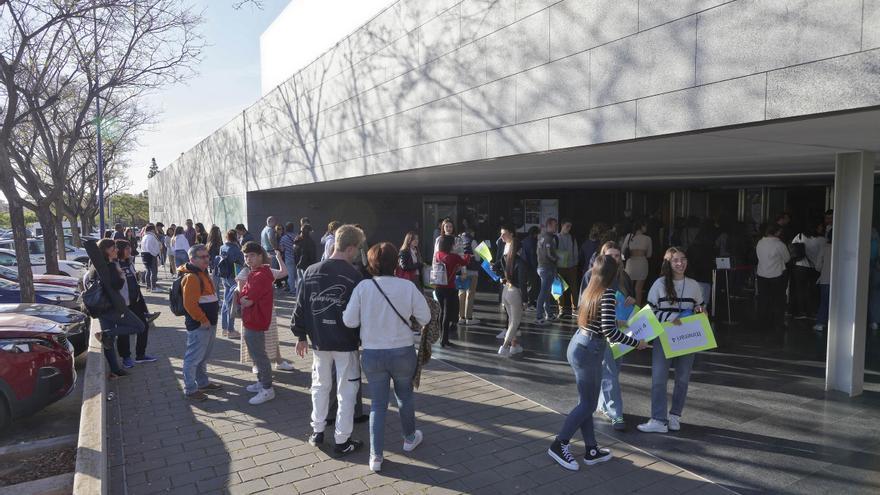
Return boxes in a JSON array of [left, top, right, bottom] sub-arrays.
[[28, 240, 46, 255], [0, 266, 17, 280], [0, 278, 16, 289]]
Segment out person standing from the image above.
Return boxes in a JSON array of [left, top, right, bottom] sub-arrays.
[[206, 226, 224, 299], [495, 226, 527, 357], [140, 224, 162, 292], [155, 223, 167, 276], [260, 216, 279, 269], [548, 255, 647, 471], [789, 220, 824, 319], [165, 224, 177, 276], [342, 242, 431, 472], [173, 226, 191, 267], [433, 235, 472, 348], [755, 224, 790, 339], [195, 222, 209, 246], [321, 220, 342, 261], [237, 249, 294, 373], [582, 242, 634, 432], [623, 220, 652, 307], [396, 231, 423, 286], [294, 224, 317, 276], [536, 218, 559, 325], [813, 230, 832, 332], [113, 223, 125, 240], [556, 220, 579, 318], [521, 226, 540, 310], [179, 244, 222, 402], [115, 240, 160, 367], [183, 219, 197, 246], [638, 248, 705, 434], [218, 230, 244, 339], [239, 242, 280, 405], [291, 225, 365, 457], [457, 227, 482, 326], [236, 224, 254, 245], [280, 222, 298, 295]]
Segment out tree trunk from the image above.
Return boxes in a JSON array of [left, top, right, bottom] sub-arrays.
[[55, 196, 66, 260], [9, 203, 35, 303], [70, 212, 81, 248], [81, 215, 90, 239], [36, 204, 60, 275]]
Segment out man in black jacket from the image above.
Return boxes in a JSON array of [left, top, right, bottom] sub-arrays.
[[291, 224, 365, 457]]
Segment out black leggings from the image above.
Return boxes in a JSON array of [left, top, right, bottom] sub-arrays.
[[435, 287, 459, 346]]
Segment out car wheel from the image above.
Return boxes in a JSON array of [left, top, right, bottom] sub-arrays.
[[0, 395, 9, 431]]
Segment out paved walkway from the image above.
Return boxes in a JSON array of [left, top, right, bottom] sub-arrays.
[[108, 291, 730, 495]]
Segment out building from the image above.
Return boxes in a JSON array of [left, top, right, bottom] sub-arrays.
[[149, 0, 880, 396]]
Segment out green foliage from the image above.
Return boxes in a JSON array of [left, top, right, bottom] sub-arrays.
[[111, 193, 149, 226], [0, 210, 38, 228]]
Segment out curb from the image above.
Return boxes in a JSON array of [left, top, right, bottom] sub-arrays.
[[72, 319, 106, 495]]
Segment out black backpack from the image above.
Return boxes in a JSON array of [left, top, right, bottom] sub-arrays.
[[216, 252, 235, 279], [789, 242, 807, 262], [170, 272, 202, 317]]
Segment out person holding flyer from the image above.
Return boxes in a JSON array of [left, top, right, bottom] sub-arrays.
[[638, 247, 705, 434], [548, 255, 648, 471]]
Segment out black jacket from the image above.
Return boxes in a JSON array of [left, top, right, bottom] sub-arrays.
[[293, 235, 317, 270], [493, 250, 528, 290], [290, 259, 362, 352], [398, 249, 421, 271]]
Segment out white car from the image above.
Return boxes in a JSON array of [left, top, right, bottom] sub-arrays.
[[0, 239, 90, 265], [0, 248, 87, 280]]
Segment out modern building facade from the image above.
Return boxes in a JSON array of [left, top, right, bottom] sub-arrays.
[[149, 0, 880, 395]]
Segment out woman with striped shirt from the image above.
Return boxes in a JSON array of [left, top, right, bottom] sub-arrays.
[[638, 247, 705, 434], [548, 255, 648, 471]]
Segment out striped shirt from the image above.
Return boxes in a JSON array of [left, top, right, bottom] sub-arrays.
[[580, 288, 639, 347], [279, 233, 296, 262], [647, 277, 704, 322]]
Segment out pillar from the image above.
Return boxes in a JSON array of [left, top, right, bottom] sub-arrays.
[[826, 151, 875, 396]]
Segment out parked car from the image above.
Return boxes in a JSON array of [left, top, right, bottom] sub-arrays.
[[0, 314, 75, 429], [0, 278, 80, 309], [0, 238, 89, 265], [0, 304, 89, 356], [0, 248, 87, 281], [0, 265, 80, 290]]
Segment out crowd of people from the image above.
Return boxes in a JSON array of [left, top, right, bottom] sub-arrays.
[[88, 205, 856, 473]]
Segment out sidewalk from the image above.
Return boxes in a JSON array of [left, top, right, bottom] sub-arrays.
[[108, 292, 731, 495]]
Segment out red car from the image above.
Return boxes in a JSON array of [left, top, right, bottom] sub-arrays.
[[0, 265, 80, 290], [0, 314, 75, 429]]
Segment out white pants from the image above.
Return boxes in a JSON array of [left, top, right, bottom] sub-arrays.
[[502, 285, 523, 345], [311, 350, 360, 444]]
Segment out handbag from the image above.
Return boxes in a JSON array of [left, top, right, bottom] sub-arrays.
[[622, 233, 633, 260], [82, 278, 113, 317]]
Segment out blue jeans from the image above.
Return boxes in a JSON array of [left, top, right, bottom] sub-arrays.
[[98, 308, 146, 337], [536, 266, 557, 320], [220, 277, 237, 331], [182, 326, 216, 394], [285, 258, 298, 295], [557, 332, 605, 446], [597, 345, 623, 420], [361, 347, 418, 459], [650, 341, 695, 422], [142, 254, 158, 290]]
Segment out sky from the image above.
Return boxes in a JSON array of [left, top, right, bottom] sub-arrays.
[[126, 0, 291, 194]]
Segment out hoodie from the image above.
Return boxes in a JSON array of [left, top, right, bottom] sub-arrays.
[[290, 258, 362, 351], [177, 263, 219, 330], [240, 265, 274, 331]]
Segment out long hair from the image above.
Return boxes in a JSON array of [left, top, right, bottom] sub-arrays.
[[660, 247, 685, 302], [400, 231, 418, 253], [174, 225, 184, 236], [577, 255, 618, 327], [297, 224, 313, 241], [206, 225, 223, 253], [505, 233, 520, 282], [440, 219, 455, 236]]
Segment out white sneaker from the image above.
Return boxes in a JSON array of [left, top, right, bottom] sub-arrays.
[[467, 318, 481, 325], [637, 419, 669, 433], [249, 387, 275, 405], [275, 360, 295, 371], [510, 344, 523, 355], [403, 430, 423, 452], [246, 382, 262, 393], [668, 414, 681, 432], [498, 345, 511, 357], [496, 330, 507, 339], [812, 323, 825, 332], [252, 366, 259, 374], [458, 318, 467, 325], [369, 456, 383, 472]]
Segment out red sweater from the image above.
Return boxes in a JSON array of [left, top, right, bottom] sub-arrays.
[[240, 265, 274, 331], [434, 252, 472, 288]]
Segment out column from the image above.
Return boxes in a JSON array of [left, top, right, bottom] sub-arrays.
[[826, 151, 875, 396]]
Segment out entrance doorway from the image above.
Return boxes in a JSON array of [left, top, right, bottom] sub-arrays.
[[423, 196, 457, 257]]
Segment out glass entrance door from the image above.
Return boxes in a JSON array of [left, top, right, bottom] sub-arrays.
[[423, 196, 458, 258]]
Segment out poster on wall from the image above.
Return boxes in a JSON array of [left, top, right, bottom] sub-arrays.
[[519, 199, 559, 233]]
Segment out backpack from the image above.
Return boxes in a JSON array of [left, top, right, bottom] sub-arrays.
[[216, 252, 234, 279], [430, 259, 447, 286], [789, 241, 806, 262], [170, 272, 202, 317]]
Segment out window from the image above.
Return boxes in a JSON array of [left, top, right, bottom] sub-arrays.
[[28, 241, 45, 255], [0, 253, 15, 267]]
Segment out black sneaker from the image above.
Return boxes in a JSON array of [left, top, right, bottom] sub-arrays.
[[334, 439, 363, 457], [547, 439, 579, 471], [308, 432, 324, 446], [583, 446, 612, 465]]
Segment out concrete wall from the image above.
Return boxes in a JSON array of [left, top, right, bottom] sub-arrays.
[[149, 0, 880, 225]]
